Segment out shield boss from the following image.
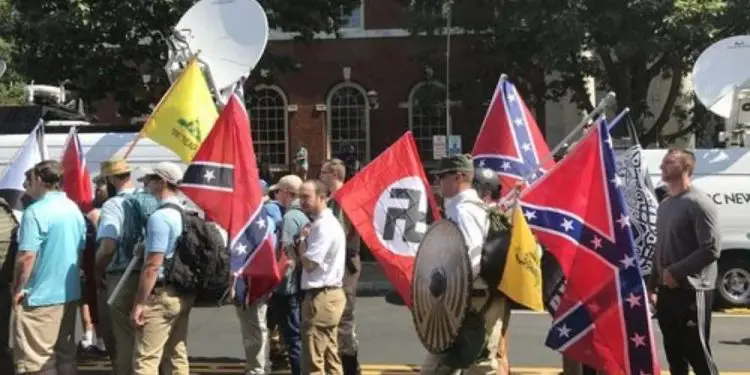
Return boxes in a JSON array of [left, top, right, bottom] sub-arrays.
[[411, 219, 473, 353]]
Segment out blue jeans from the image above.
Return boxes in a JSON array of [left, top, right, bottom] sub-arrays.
[[270, 293, 302, 375]]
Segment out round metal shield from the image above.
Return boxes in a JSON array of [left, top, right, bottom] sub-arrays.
[[411, 219, 473, 353]]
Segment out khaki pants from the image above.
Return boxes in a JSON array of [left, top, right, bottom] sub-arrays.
[[490, 297, 512, 375], [301, 287, 346, 375], [13, 302, 77, 374], [235, 299, 270, 374], [420, 295, 509, 375], [106, 272, 140, 375], [132, 286, 195, 375]]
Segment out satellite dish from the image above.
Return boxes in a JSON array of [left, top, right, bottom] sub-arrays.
[[692, 35, 750, 119], [167, 0, 269, 92]]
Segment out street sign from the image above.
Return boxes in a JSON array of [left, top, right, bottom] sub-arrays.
[[433, 135, 447, 159], [447, 135, 462, 156]]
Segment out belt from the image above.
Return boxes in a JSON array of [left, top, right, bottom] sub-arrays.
[[304, 286, 340, 294]]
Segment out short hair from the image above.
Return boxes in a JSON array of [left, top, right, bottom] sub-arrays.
[[304, 179, 329, 198], [667, 147, 696, 176], [323, 159, 346, 181], [31, 160, 63, 190]]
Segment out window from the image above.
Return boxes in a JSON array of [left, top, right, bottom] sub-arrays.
[[408, 81, 448, 161], [327, 83, 369, 162], [341, 1, 364, 29], [246, 85, 289, 166]]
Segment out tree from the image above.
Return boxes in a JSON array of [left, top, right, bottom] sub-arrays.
[[8, 0, 361, 120], [406, 0, 750, 146], [0, 0, 25, 105]]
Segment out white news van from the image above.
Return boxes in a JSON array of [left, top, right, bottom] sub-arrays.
[[0, 125, 183, 181], [641, 148, 750, 308]]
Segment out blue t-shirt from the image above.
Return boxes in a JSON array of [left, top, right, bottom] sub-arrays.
[[18, 191, 86, 307], [145, 196, 183, 279]]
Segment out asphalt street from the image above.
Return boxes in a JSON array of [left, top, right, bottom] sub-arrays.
[[75, 296, 750, 374]]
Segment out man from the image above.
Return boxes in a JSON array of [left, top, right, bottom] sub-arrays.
[[297, 180, 347, 375], [421, 155, 508, 375], [94, 158, 158, 374], [648, 148, 720, 375], [267, 174, 308, 375], [232, 179, 284, 375], [13, 160, 86, 375], [472, 167, 511, 375], [131, 162, 194, 375], [320, 158, 361, 374], [0, 197, 19, 373], [78, 175, 109, 357]]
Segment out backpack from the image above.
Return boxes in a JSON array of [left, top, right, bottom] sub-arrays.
[[112, 192, 159, 269], [462, 201, 513, 287], [160, 203, 231, 307]]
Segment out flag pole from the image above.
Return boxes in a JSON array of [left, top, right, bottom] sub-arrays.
[[121, 52, 201, 159]]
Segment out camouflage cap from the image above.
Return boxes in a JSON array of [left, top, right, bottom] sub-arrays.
[[434, 154, 474, 175]]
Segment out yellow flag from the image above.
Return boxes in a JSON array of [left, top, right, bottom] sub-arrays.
[[498, 205, 544, 311], [141, 59, 218, 161]]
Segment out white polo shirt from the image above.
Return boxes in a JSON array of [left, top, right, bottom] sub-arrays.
[[300, 208, 346, 290]]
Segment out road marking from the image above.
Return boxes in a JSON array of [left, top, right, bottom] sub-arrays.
[[512, 309, 750, 317], [76, 363, 750, 374]]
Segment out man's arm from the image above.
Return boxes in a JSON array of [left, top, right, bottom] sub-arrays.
[[281, 213, 307, 259], [667, 199, 721, 280], [94, 200, 125, 278], [134, 214, 168, 305], [300, 224, 332, 271], [12, 211, 41, 296]]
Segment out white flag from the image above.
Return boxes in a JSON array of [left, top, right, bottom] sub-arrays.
[[0, 120, 49, 221], [615, 144, 659, 276]]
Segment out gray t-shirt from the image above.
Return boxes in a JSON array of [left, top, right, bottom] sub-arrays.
[[648, 187, 721, 291]]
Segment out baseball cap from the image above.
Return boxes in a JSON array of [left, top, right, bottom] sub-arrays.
[[269, 175, 303, 194], [149, 162, 183, 185]]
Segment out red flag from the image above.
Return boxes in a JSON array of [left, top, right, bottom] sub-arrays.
[[472, 76, 554, 193], [519, 122, 660, 375], [61, 127, 93, 212], [180, 95, 281, 304], [333, 132, 440, 307]]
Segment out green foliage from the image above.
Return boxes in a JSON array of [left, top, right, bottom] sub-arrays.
[[0, 0, 25, 105], [7, 0, 360, 118], [405, 0, 750, 146]]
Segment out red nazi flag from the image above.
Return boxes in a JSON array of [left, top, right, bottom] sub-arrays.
[[333, 132, 440, 308]]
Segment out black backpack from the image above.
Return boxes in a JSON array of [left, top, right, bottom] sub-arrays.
[[159, 203, 231, 307]]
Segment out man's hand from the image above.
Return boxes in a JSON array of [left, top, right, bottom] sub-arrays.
[[300, 224, 312, 239], [12, 290, 24, 309], [131, 303, 147, 326], [662, 269, 678, 288], [648, 291, 657, 307]]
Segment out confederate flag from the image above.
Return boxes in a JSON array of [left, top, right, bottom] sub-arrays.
[[519, 120, 660, 374], [472, 75, 554, 193], [61, 126, 93, 212], [180, 94, 282, 304], [333, 132, 440, 307]]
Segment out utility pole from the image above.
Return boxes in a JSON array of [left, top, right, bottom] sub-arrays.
[[444, 0, 453, 135]]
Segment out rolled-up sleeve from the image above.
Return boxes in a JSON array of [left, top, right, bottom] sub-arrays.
[[145, 212, 170, 254], [97, 199, 125, 241]]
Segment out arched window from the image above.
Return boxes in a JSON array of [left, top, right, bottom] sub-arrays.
[[327, 82, 370, 162], [246, 85, 289, 166], [408, 81, 447, 161]]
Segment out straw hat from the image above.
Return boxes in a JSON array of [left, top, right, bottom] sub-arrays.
[[100, 158, 132, 177]]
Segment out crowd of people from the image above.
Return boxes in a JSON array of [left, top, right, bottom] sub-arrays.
[[0, 144, 723, 375], [0, 155, 368, 375]]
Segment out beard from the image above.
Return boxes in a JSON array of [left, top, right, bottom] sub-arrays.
[[106, 182, 118, 199]]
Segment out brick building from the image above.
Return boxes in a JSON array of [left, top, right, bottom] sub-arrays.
[[245, 0, 502, 177]]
